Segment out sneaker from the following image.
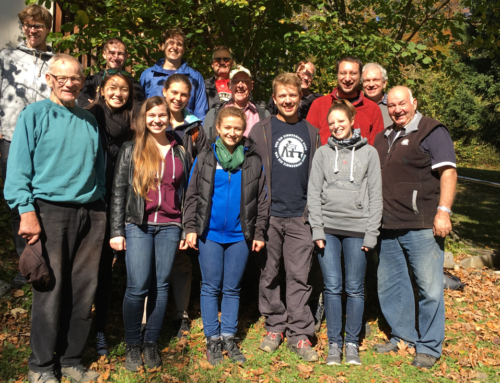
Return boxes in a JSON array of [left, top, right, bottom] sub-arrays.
[[11, 272, 28, 289], [374, 341, 398, 354], [206, 337, 224, 366], [326, 343, 342, 365], [288, 339, 319, 362], [96, 332, 109, 356], [345, 343, 362, 365], [28, 370, 59, 383], [143, 341, 162, 368], [61, 365, 99, 382], [173, 318, 190, 340], [412, 353, 438, 369], [124, 343, 143, 371], [260, 332, 283, 353], [222, 336, 246, 364]]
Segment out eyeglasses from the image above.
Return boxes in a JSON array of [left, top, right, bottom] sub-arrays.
[[296, 70, 313, 79], [23, 24, 45, 31], [214, 57, 232, 64], [48, 73, 83, 85], [103, 69, 131, 80], [230, 79, 250, 85]]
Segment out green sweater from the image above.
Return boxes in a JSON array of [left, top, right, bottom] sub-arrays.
[[4, 98, 105, 214]]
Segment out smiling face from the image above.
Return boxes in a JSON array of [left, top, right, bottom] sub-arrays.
[[211, 49, 233, 79], [273, 84, 302, 122], [162, 81, 190, 114], [163, 34, 185, 64], [328, 109, 354, 140], [387, 87, 418, 129], [230, 72, 253, 107], [146, 104, 170, 136], [362, 67, 387, 102], [46, 59, 84, 107], [101, 76, 130, 111], [103, 42, 127, 70], [337, 61, 361, 98], [296, 62, 315, 91], [216, 115, 245, 153], [22, 18, 49, 50]]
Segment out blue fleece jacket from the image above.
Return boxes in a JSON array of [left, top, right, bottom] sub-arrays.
[[4, 98, 106, 214], [140, 59, 208, 122], [189, 143, 246, 244]]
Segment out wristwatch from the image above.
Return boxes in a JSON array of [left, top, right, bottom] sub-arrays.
[[437, 206, 453, 216]]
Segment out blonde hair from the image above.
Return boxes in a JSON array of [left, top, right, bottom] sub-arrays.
[[272, 73, 302, 95], [132, 96, 169, 199]]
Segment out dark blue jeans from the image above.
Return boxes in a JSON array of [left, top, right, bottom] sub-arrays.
[[317, 234, 367, 347], [123, 224, 181, 344], [198, 239, 250, 338], [378, 229, 444, 358]]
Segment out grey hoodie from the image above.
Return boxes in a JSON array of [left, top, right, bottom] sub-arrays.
[[307, 135, 383, 249], [0, 42, 55, 141]]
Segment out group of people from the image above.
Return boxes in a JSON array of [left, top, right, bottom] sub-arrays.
[[0, 5, 458, 383]]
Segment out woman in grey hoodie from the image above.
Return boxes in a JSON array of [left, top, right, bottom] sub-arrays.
[[307, 100, 382, 366]]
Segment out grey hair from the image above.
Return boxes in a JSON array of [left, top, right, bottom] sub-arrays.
[[211, 46, 234, 61], [362, 62, 388, 82], [47, 53, 84, 76], [388, 86, 414, 103]]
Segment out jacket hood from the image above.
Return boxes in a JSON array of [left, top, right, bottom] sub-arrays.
[[327, 135, 368, 150], [327, 134, 368, 183], [16, 42, 55, 58], [170, 109, 202, 132]]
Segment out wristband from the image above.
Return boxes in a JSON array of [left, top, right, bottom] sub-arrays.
[[437, 206, 452, 216]]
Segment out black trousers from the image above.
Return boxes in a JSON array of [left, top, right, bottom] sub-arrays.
[[28, 199, 106, 372]]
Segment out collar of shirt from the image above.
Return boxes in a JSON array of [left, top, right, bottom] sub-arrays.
[[380, 93, 388, 105]]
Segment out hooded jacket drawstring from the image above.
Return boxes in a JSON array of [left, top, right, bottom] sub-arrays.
[[171, 146, 176, 180], [334, 146, 339, 173], [350, 147, 356, 182], [33, 51, 43, 77]]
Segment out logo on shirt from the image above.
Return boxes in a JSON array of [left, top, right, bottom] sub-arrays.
[[402, 139, 409, 146], [274, 134, 307, 168]]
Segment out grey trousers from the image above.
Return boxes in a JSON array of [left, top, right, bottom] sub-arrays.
[[259, 216, 315, 343]]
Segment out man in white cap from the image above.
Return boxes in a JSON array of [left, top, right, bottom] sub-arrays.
[[203, 65, 270, 139]]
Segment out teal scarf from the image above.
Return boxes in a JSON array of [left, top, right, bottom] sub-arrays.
[[215, 138, 245, 171]]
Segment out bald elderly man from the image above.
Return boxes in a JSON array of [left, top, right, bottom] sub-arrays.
[[4, 53, 106, 383], [373, 86, 457, 369]]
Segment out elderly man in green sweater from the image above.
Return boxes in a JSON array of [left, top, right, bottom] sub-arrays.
[[4, 53, 106, 383]]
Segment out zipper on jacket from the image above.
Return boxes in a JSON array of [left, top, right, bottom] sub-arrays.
[[382, 131, 404, 169], [154, 159, 165, 223], [221, 171, 231, 243]]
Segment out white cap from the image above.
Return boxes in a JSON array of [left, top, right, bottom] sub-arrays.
[[229, 65, 252, 79]]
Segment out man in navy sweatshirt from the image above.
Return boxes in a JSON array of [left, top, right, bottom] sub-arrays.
[[5, 53, 106, 383]]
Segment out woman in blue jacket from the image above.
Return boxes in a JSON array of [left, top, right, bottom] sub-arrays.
[[183, 107, 268, 365]]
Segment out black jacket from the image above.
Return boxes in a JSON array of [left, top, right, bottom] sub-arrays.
[[77, 70, 146, 108], [183, 137, 268, 242], [205, 76, 221, 110], [266, 92, 323, 120], [109, 140, 191, 238]]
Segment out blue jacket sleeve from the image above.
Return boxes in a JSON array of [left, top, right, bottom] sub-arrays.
[[192, 72, 208, 122]]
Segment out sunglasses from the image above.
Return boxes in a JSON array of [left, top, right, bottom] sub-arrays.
[[213, 57, 232, 64], [103, 69, 131, 80]]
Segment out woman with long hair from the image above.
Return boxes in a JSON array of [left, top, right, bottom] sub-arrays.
[[183, 107, 268, 365], [109, 96, 190, 371], [307, 100, 383, 366], [87, 70, 135, 356]]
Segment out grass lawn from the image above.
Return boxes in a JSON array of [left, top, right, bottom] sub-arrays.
[[1, 168, 500, 383]]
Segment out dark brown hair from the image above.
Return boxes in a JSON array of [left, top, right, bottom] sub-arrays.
[[216, 106, 247, 132], [336, 56, 363, 74], [18, 4, 52, 29], [161, 28, 186, 47], [89, 72, 135, 117], [327, 99, 357, 121], [164, 73, 192, 94]]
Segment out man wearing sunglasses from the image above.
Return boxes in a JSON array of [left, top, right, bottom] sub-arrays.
[[266, 60, 323, 120], [205, 46, 234, 109], [0, 4, 55, 290], [77, 37, 146, 108]]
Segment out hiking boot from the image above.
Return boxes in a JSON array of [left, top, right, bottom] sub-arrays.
[[124, 343, 143, 371], [11, 272, 28, 289], [222, 336, 246, 364], [174, 318, 190, 340], [374, 341, 398, 354], [143, 341, 162, 368], [96, 332, 109, 356], [345, 343, 362, 365], [326, 343, 342, 365], [412, 353, 438, 369], [260, 332, 283, 353], [288, 339, 319, 362], [206, 337, 224, 366], [364, 322, 372, 337], [28, 370, 59, 383], [61, 365, 99, 382]]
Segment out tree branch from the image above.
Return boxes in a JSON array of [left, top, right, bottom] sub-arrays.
[[395, 0, 414, 41], [404, 0, 452, 42]]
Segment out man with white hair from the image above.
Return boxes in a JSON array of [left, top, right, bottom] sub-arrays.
[[362, 63, 392, 128], [373, 86, 457, 369], [4, 53, 106, 383]]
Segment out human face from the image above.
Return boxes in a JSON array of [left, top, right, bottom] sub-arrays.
[[22, 18, 49, 50], [272, 84, 302, 122], [162, 81, 190, 114], [46, 60, 84, 107], [215, 116, 245, 153], [362, 68, 387, 102], [230, 72, 253, 107], [163, 35, 185, 63], [211, 50, 233, 79], [101, 76, 130, 111], [103, 43, 127, 70], [337, 61, 361, 97], [387, 87, 418, 129], [146, 105, 170, 136], [296, 62, 315, 91], [328, 109, 354, 140]]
